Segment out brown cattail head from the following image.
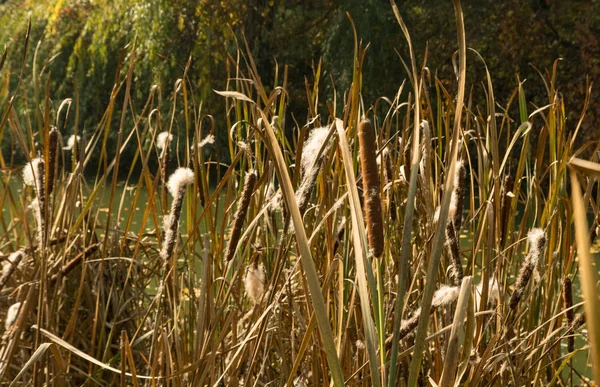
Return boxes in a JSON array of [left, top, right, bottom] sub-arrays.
[[47, 127, 59, 195], [225, 171, 257, 261], [509, 228, 546, 310], [563, 276, 575, 352], [358, 118, 384, 258], [160, 167, 194, 263]]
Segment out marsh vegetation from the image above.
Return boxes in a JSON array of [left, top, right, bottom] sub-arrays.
[[1, 1, 600, 386]]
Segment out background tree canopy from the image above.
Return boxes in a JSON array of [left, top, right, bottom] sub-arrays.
[[1, 0, 598, 168]]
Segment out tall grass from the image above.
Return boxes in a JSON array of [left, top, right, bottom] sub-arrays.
[[1, 2, 600, 385]]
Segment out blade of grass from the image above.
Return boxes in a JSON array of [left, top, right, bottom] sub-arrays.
[[259, 110, 344, 386], [569, 169, 600, 383], [336, 118, 381, 387]]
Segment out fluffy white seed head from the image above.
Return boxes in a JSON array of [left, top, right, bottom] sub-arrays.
[[432, 285, 460, 308], [63, 135, 81, 151], [5, 302, 21, 331], [528, 228, 546, 248], [197, 134, 215, 148], [245, 262, 265, 305], [527, 228, 546, 265], [22, 158, 43, 187], [157, 131, 173, 151], [412, 285, 459, 317], [166, 168, 195, 198], [301, 126, 330, 174]]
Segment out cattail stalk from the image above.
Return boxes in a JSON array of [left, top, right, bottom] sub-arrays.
[[509, 228, 546, 310], [225, 171, 257, 261], [383, 149, 396, 221], [47, 127, 59, 195], [23, 158, 46, 248], [358, 118, 384, 258], [563, 277, 575, 353], [157, 131, 172, 214], [500, 175, 514, 247], [161, 168, 194, 264]]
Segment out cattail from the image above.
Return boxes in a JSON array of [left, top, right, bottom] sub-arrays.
[[563, 277, 575, 352], [300, 126, 330, 176], [445, 221, 463, 286], [160, 167, 194, 263], [157, 131, 172, 200], [358, 118, 384, 258], [450, 160, 466, 232], [23, 158, 46, 247], [333, 217, 346, 253], [63, 134, 81, 151], [47, 127, 59, 195], [397, 285, 460, 341], [4, 302, 21, 331], [244, 260, 265, 305], [509, 228, 546, 310], [382, 149, 397, 221], [500, 175, 514, 247], [0, 251, 25, 292], [295, 126, 334, 216], [225, 171, 257, 261]]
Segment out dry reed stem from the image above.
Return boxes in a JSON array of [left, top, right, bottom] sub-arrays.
[[47, 127, 59, 195], [383, 149, 396, 221], [225, 171, 257, 261], [500, 175, 514, 247], [563, 277, 574, 353], [358, 118, 384, 258]]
